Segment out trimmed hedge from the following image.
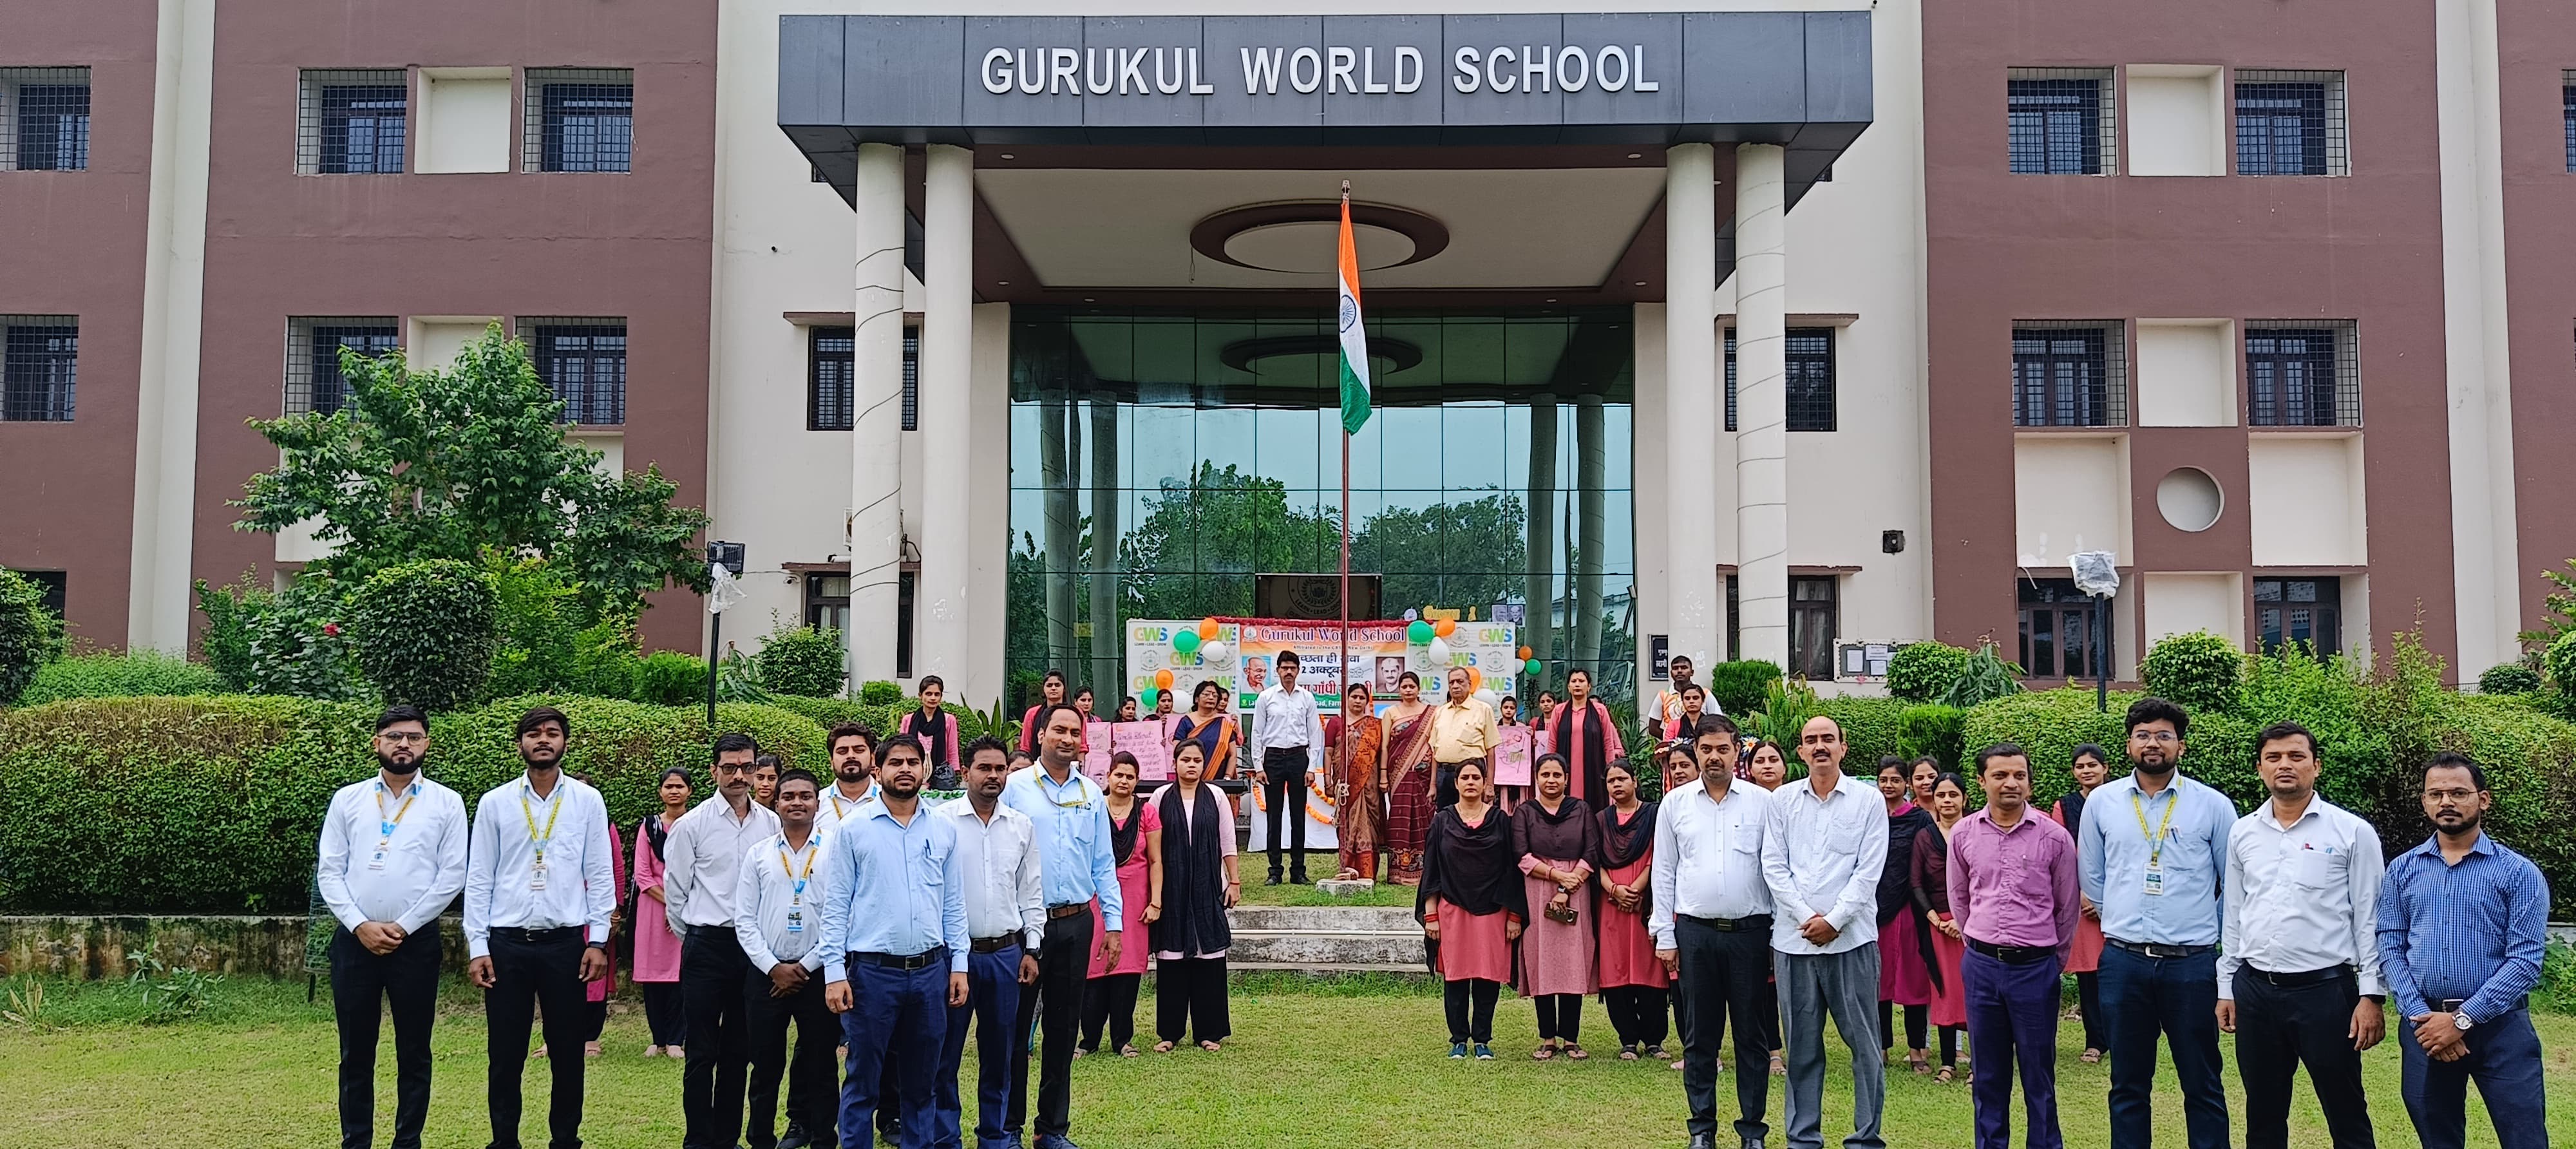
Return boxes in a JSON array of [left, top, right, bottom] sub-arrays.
[[0, 694, 829, 914], [764, 695, 992, 743], [16, 651, 229, 707], [1816, 696, 1901, 770]]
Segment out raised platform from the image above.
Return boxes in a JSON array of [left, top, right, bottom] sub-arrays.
[[1226, 905, 1424, 973]]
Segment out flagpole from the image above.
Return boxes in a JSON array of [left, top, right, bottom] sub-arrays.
[[1337, 179, 1354, 851]]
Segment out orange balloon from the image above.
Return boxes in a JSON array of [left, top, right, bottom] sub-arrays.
[[1518, 646, 1533, 660], [1466, 667, 1482, 691], [1197, 617, 1220, 640], [1154, 668, 1175, 689], [1434, 618, 1456, 638]]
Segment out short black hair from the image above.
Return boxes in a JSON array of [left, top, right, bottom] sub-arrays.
[[1452, 757, 1489, 781], [2072, 743, 2108, 765], [1398, 670, 1421, 687], [828, 723, 874, 754], [775, 768, 820, 793], [1032, 702, 1083, 736], [1696, 713, 1740, 739], [1276, 649, 1300, 669], [375, 705, 428, 734], [1605, 757, 1638, 779], [1975, 743, 2031, 774], [712, 732, 760, 761], [963, 735, 1010, 764], [2255, 721, 2318, 759], [2425, 751, 2487, 792], [1566, 668, 1591, 684], [1876, 754, 1908, 776], [917, 674, 944, 692], [1193, 679, 1226, 704], [1933, 772, 1970, 797], [515, 705, 571, 739], [2126, 696, 2191, 738], [878, 733, 925, 761], [1681, 683, 1705, 698], [1670, 654, 1693, 668]]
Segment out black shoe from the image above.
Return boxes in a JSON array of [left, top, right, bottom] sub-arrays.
[[780, 1121, 810, 1149], [1289, 871, 1310, 886], [1267, 869, 1284, 885], [1687, 1135, 1716, 1149]]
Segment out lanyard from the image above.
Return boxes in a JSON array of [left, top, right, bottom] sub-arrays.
[[519, 785, 565, 866], [374, 783, 417, 842], [2130, 787, 2180, 868], [830, 792, 865, 820], [776, 837, 818, 904]]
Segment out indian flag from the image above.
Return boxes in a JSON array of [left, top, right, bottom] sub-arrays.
[[1335, 192, 1372, 435]]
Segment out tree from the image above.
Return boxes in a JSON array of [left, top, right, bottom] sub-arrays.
[[1352, 491, 1526, 616], [1118, 463, 1338, 622], [232, 325, 710, 615]]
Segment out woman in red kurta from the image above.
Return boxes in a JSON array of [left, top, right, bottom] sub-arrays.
[[1910, 772, 1971, 1082], [1594, 759, 1671, 1061], [631, 767, 690, 1057], [1545, 669, 1627, 806], [1018, 669, 1069, 754], [1417, 759, 1524, 1059], [1082, 754, 1161, 1057], [2051, 743, 2112, 1062]]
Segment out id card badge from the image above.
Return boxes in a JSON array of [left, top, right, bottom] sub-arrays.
[[368, 846, 390, 872], [2142, 864, 2164, 897], [529, 857, 551, 892], [786, 909, 805, 935]]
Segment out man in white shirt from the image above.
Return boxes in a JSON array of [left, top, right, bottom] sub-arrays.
[[822, 723, 878, 828], [1651, 714, 1772, 1149], [2217, 721, 2386, 1149], [934, 736, 1044, 1149], [737, 768, 837, 1149], [1759, 714, 1890, 1149], [462, 706, 614, 1149], [1249, 649, 1326, 885], [318, 705, 469, 1149], [665, 732, 784, 1149]]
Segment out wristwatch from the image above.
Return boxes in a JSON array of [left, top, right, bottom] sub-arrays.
[[2452, 1011, 2475, 1032]]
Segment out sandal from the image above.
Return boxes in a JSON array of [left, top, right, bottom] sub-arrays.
[[1909, 1052, 1932, 1076], [1618, 1045, 1640, 1061], [1119, 1045, 1139, 1058], [1935, 1066, 1957, 1085], [1200, 1040, 1222, 1052], [1564, 1045, 1589, 1061], [1153, 1041, 1176, 1053], [1644, 1045, 1669, 1061], [1531, 1044, 1557, 1061], [2080, 1048, 2103, 1065]]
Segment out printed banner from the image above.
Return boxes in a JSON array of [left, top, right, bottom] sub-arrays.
[[1126, 618, 1519, 715]]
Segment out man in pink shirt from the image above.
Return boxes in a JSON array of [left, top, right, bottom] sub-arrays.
[[1948, 743, 2083, 1149]]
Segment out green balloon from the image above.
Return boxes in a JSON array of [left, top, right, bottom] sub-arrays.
[[1406, 620, 1434, 644], [1172, 629, 1202, 654], [1141, 687, 1160, 708], [1524, 658, 1543, 676]]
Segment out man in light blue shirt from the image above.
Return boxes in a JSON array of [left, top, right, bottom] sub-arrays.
[[2076, 697, 2237, 1149], [821, 734, 967, 1149], [999, 703, 1122, 1149]]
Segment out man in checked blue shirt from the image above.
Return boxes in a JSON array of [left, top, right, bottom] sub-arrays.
[[820, 733, 969, 1149], [1001, 703, 1123, 1149], [2076, 697, 2237, 1149], [2376, 752, 2551, 1149]]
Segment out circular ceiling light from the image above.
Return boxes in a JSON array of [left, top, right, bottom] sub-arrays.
[[1191, 201, 1448, 274], [1218, 334, 1424, 376]]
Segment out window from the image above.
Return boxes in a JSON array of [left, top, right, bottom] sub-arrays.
[[1724, 327, 1836, 432], [526, 69, 632, 173], [2013, 321, 2127, 426], [1, 316, 77, 422], [285, 318, 399, 415], [298, 70, 406, 174], [808, 325, 918, 432], [2018, 577, 2110, 679], [4, 569, 67, 618], [897, 568, 915, 678], [1788, 575, 1839, 681], [2564, 73, 2574, 173], [1, 68, 90, 171], [2235, 70, 2347, 176], [804, 572, 850, 633], [2254, 577, 2342, 656], [2008, 68, 2115, 175], [2245, 321, 2358, 426], [522, 318, 627, 424]]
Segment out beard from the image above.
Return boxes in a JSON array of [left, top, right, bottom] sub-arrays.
[[377, 750, 422, 776], [2131, 754, 2175, 777]]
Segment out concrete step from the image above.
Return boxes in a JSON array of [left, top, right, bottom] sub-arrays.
[[1224, 904, 1425, 967], [1227, 904, 1417, 932]]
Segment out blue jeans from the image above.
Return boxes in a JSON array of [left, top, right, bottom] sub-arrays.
[[2400, 1008, 2550, 1149], [838, 958, 950, 1149], [2097, 944, 2228, 1149], [937, 945, 1026, 1148]]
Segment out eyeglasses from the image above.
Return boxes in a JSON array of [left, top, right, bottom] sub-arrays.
[[2129, 732, 2180, 745], [2423, 788, 2478, 802], [375, 731, 428, 745]]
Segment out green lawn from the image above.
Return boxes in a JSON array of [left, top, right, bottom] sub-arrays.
[[3, 973, 2570, 1148]]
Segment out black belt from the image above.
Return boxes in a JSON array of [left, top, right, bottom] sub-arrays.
[[2106, 937, 2213, 960], [686, 924, 741, 941], [1681, 913, 1773, 933], [489, 926, 582, 944], [1968, 937, 2058, 965], [1046, 903, 1090, 920], [970, 935, 1021, 954], [849, 946, 951, 972], [2242, 962, 2353, 989]]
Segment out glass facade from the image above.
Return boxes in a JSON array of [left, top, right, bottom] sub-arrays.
[[1006, 307, 1636, 710]]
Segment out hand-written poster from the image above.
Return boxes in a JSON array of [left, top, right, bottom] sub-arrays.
[[1112, 721, 1173, 783], [1083, 721, 1113, 784], [1492, 725, 1534, 788]]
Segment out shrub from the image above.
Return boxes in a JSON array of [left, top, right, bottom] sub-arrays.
[[752, 620, 845, 698], [634, 651, 708, 706], [2430, 694, 2576, 916], [202, 572, 368, 701], [2240, 643, 2389, 813], [1960, 688, 2135, 810], [16, 651, 227, 707], [0, 568, 64, 708], [2548, 631, 2576, 696], [1741, 677, 1821, 760], [1898, 703, 1965, 772], [1938, 642, 2026, 708], [192, 575, 262, 691], [1702, 660, 1783, 719], [1817, 696, 1902, 768], [346, 560, 500, 712], [1885, 642, 1971, 705], [2479, 663, 2543, 697], [858, 679, 905, 706], [2141, 631, 2246, 716]]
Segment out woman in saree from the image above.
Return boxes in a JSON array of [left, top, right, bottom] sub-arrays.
[[1170, 679, 1240, 781], [1324, 681, 1386, 881], [1379, 670, 1438, 886]]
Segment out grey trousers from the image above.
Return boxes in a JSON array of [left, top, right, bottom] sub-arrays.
[[1779, 943, 1888, 1149]]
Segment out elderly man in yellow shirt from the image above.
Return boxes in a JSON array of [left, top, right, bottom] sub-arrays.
[[1427, 665, 1501, 809]]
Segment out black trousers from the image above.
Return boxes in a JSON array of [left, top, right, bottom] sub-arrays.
[[1443, 978, 1501, 1044], [743, 965, 838, 1149], [1155, 956, 1231, 1045], [1008, 911, 1092, 1139], [1677, 915, 1774, 1144], [1080, 972, 1141, 1052], [2076, 971, 2107, 1050], [1879, 1000, 1928, 1051], [1262, 748, 1311, 878], [484, 927, 589, 1149], [641, 981, 687, 1047], [332, 926, 442, 1149], [2235, 968, 2376, 1149], [1533, 992, 1585, 1043], [1434, 763, 1461, 810], [1603, 985, 1670, 1050], [680, 927, 753, 1149]]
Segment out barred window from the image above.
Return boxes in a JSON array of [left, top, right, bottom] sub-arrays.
[[2245, 321, 2359, 426], [522, 318, 627, 425], [808, 325, 918, 432], [1, 316, 78, 422], [525, 69, 632, 173], [2235, 70, 2347, 176], [2012, 321, 2128, 427], [298, 70, 406, 175], [2564, 73, 2574, 173], [285, 318, 398, 415], [1, 68, 91, 171], [1724, 328, 1835, 432], [2007, 68, 2115, 175], [2254, 577, 2342, 657]]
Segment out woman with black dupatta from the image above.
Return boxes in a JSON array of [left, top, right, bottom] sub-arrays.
[[1595, 758, 1671, 1061], [1148, 740, 1240, 1052], [1515, 753, 1602, 1060], [1417, 758, 1526, 1060]]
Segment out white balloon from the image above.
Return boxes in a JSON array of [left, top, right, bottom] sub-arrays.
[[1473, 688, 1499, 708], [1426, 637, 1452, 665], [1198, 640, 1229, 667]]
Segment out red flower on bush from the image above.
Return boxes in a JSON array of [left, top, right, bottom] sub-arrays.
[[323, 622, 341, 637]]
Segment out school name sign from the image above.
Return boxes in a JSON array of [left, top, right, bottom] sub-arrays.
[[977, 40, 1664, 99]]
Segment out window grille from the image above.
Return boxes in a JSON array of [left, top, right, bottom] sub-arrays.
[[0, 316, 77, 422], [0, 68, 91, 171], [808, 325, 918, 432], [284, 318, 398, 415], [1724, 327, 1835, 433], [525, 69, 632, 173], [2007, 68, 2115, 175], [2018, 577, 2110, 680], [297, 70, 406, 174], [2245, 321, 2359, 426], [2563, 73, 2573, 173], [522, 318, 627, 424], [1789, 576, 1839, 681], [2235, 70, 2347, 176], [2254, 577, 2342, 657], [2012, 321, 2127, 427]]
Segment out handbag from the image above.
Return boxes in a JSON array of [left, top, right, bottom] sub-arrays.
[[1543, 898, 1579, 926]]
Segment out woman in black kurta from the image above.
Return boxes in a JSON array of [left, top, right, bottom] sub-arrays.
[[1417, 759, 1527, 1058], [1149, 741, 1239, 1051]]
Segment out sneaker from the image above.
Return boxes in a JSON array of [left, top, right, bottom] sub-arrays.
[[1473, 1043, 1494, 1060], [1449, 1042, 1469, 1059]]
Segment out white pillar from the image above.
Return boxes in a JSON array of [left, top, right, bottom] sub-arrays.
[[918, 144, 975, 688], [1733, 142, 1790, 669], [848, 142, 905, 685], [128, 0, 218, 652], [1662, 144, 1721, 669]]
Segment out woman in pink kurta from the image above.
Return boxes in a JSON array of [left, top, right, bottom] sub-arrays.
[[1081, 754, 1162, 1056], [1593, 759, 1672, 1061], [1911, 772, 1971, 1081], [631, 767, 690, 1057], [1514, 753, 1602, 1059], [1417, 759, 1524, 1058]]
